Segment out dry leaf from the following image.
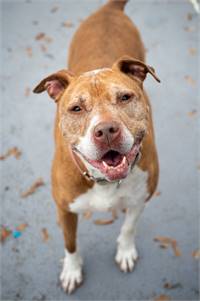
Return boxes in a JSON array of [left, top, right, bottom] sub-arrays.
[[25, 87, 31, 97], [154, 294, 171, 301], [44, 36, 53, 43], [164, 282, 182, 289], [154, 236, 181, 257], [154, 236, 173, 244], [189, 48, 197, 56], [35, 32, 45, 40], [184, 75, 196, 86], [21, 178, 45, 198], [61, 21, 74, 28], [184, 25, 196, 32], [154, 191, 161, 197], [94, 219, 114, 225], [16, 223, 28, 232], [51, 6, 59, 13], [0, 147, 22, 160], [26, 47, 33, 57], [0, 226, 12, 243], [42, 228, 49, 242], [188, 109, 197, 117], [35, 33, 53, 43], [187, 12, 193, 20], [192, 249, 200, 259], [171, 240, 182, 257], [160, 243, 169, 249]]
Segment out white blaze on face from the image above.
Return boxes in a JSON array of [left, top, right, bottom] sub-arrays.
[[81, 68, 112, 78], [76, 114, 134, 161]]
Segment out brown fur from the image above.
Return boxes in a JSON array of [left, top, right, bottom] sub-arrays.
[[33, 0, 159, 253]]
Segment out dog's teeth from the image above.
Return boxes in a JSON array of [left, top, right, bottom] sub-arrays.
[[103, 161, 108, 167], [122, 156, 126, 165], [102, 161, 108, 169]]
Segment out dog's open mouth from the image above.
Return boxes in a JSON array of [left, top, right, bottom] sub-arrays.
[[79, 142, 141, 182]]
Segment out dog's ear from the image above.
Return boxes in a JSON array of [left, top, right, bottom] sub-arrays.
[[33, 70, 74, 102], [112, 56, 160, 86]]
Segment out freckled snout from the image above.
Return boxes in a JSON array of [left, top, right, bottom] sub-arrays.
[[93, 121, 121, 146]]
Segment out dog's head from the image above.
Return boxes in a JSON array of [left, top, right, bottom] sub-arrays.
[[33, 56, 160, 182]]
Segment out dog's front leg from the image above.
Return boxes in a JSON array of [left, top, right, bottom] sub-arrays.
[[57, 207, 83, 294], [115, 202, 145, 272]]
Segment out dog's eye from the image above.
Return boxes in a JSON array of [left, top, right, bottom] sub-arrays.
[[70, 105, 82, 112], [119, 93, 133, 103]]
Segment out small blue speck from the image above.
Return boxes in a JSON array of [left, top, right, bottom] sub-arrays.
[[12, 231, 22, 239]]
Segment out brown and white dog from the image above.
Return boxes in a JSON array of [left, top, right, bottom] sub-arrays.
[[33, 0, 160, 294]]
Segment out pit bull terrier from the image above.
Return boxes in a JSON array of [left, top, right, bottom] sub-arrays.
[[33, 0, 160, 294]]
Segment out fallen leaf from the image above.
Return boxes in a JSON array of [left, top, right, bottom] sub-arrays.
[[0, 226, 12, 243], [41, 228, 49, 242], [154, 236, 181, 257], [154, 294, 171, 301], [35, 33, 53, 43], [184, 25, 196, 32], [164, 282, 182, 289], [51, 6, 59, 13], [25, 87, 31, 97], [171, 240, 182, 257], [192, 249, 200, 259], [188, 109, 197, 117], [21, 178, 45, 198], [16, 223, 28, 232], [35, 32, 45, 40], [94, 219, 114, 225], [184, 75, 196, 86], [83, 211, 92, 220], [154, 191, 161, 197], [0, 147, 22, 160], [189, 48, 197, 56], [160, 243, 169, 249], [44, 36, 53, 43], [187, 12, 193, 20], [26, 47, 33, 57], [154, 236, 173, 244], [61, 21, 74, 28]]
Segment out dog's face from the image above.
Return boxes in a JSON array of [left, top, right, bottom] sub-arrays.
[[34, 57, 160, 181]]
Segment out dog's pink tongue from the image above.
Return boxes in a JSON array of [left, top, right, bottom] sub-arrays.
[[102, 151, 122, 167]]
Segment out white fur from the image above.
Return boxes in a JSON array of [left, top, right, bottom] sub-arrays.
[[115, 204, 145, 272], [81, 68, 112, 77], [77, 115, 101, 160], [70, 165, 148, 273], [77, 115, 134, 161], [60, 249, 83, 294], [70, 166, 148, 213]]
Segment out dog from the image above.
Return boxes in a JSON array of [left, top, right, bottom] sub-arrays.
[[33, 0, 160, 294]]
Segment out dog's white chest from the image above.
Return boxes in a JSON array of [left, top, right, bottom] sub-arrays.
[[70, 166, 149, 213]]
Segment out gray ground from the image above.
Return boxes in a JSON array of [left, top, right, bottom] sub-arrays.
[[0, 0, 199, 300]]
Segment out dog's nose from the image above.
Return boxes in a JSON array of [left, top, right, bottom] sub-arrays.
[[93, 121, 121, 144]]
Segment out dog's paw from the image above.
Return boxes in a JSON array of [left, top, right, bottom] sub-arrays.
[[60, 250, 83, 294], [115, 245, 138, 273]]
